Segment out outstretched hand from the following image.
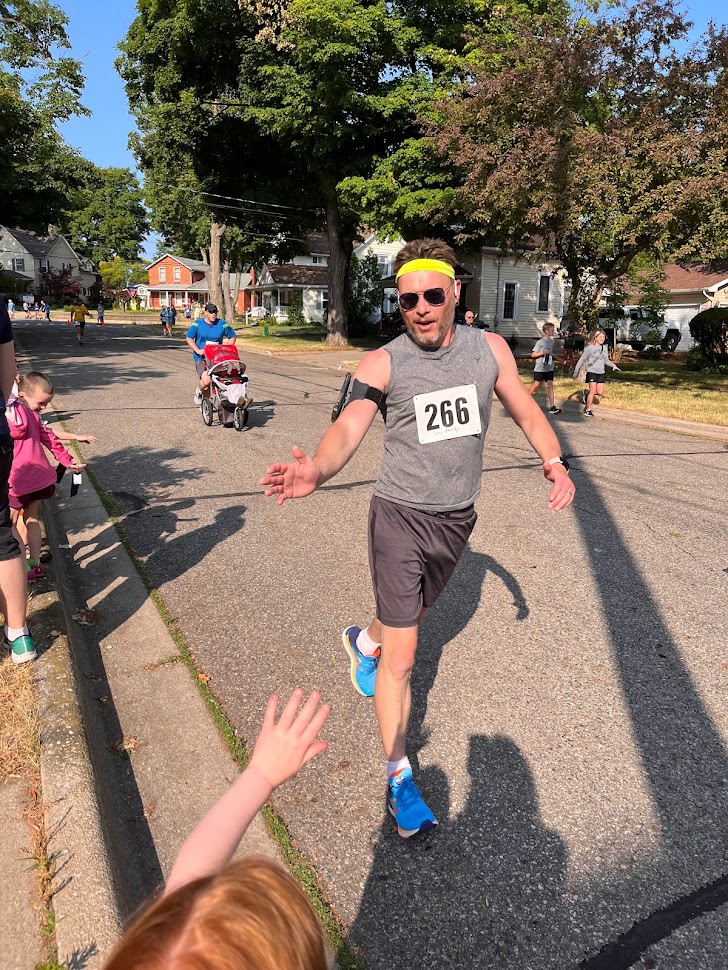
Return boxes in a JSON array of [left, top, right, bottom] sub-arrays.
[[543, 462, 575, 511], [69, 458, 87, 470], [260, 446, 322, 505], [249, 689, 330, 790]]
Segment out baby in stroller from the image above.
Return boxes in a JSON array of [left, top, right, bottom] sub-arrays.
[[200, 344, 253, 430]]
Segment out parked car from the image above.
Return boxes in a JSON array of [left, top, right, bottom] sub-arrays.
[[597, 306, 690, 352]]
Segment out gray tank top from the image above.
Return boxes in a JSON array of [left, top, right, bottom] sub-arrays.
[[373, 326, 500, 512]]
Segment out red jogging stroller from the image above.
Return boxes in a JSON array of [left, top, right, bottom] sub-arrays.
[[200, 344, 252, 431]]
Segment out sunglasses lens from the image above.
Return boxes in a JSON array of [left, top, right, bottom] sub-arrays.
[[397, 287, 448, 311], [423, 288, 447, 306]]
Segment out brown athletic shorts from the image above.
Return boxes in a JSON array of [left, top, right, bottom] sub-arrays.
[[367, 495, 477, 628]]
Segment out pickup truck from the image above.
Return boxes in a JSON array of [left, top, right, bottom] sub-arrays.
[[597, 306, 691, 352]]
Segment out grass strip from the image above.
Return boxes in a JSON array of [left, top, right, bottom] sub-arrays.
[[516, 358, 728, 426], [73, 458, 363, 969], [0, 621, 61, 968]]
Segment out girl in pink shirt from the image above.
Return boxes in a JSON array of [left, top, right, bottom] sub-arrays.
[[6, 372, 84, 581]]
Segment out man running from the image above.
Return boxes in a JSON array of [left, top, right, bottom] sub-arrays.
[[185, 302, 236, 404], [261, 238, 575, 838], [69, 302, 90, 346]]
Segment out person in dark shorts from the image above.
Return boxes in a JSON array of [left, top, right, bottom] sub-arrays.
[[528, 322, 561, 414], [0, 300, 35, 663], [261, 238, 575, 838], [572, 328, 620, 415], [69, 302, 90, 345]]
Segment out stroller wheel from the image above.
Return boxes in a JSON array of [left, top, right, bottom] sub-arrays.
[[201, 398, 214, 426], [234, 406, 248, 431]]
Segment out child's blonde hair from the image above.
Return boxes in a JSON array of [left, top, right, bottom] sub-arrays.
[[18, 371, 53, 396], [103, 857, 327, 970], [542, 322, 555, 333], [587, 328, 606, 344]]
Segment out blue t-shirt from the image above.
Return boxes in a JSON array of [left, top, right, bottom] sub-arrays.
[[186, 318, 236, 359], [0, 300, 13, 436]]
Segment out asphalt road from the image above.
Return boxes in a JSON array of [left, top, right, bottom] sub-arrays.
[[16, 320, 728, 969]]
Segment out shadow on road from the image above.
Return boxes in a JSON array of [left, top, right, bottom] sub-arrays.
[[347, 437, 727, 969]]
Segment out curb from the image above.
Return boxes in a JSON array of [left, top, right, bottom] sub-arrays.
[[30, 527, 123, 969]]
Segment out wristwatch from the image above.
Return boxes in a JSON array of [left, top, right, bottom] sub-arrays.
[[548, 456, 570, 472]]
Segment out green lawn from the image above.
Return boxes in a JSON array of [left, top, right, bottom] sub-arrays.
[[518, 357, 728, 426]]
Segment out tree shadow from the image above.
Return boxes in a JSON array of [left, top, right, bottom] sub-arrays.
[[558, 427, 728, 965]]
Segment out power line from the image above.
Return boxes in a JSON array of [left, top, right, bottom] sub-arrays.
[[158, 183, 318, 214]]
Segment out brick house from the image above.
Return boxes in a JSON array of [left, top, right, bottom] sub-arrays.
[[145, 254, 253, 313]]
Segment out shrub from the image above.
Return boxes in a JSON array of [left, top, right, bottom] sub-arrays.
[[685, 347, 728, 373], [642, 327, 663, 360], [285, 292, 305, 327], [689, 307, 728, 363]]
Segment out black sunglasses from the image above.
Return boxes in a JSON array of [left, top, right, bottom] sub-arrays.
[[397, 284, 453, 312]]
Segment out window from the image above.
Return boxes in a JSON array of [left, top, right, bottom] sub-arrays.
[[173, 265, 181, 282], [61, 261, 71, 271], [377, 255, 391, 278], [321, 290, 329, 313], [537, 274, 551, 313], [502, 282, 518, 320], [12, 258, 25, 272], [159, 266, 167, 281], [311, 255, 327, 265], [39, 259, 50, 272]]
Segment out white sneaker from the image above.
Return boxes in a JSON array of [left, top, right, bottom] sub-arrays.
[[194, 388, 203, 405]]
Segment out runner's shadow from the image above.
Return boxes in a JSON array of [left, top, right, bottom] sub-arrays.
[[345, 737, 567, 969], [410, 548, 528, 761]]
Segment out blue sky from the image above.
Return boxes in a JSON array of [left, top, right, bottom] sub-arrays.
[[57, 0, 727, 258]]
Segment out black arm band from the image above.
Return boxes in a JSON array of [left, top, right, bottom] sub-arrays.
[[348, 379, 384, 408]]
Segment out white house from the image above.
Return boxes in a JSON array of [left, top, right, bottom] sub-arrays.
[[0, 226, 100, 299], [250, 233, 330, 322], [361, 232, 568, 343]]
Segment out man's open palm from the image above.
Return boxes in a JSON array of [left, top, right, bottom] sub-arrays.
[[261, 445, 321, 504]]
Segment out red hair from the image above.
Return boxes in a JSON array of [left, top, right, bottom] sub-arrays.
[[104, 857, 327, 970]]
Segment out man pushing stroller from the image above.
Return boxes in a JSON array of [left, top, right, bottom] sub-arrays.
[[185, 303, 237, 405]]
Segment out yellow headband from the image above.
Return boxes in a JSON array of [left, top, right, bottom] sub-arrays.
[[395, 258, 456, 281]]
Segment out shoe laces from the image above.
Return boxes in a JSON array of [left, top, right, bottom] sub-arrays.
[[390, 774, 421, 810]]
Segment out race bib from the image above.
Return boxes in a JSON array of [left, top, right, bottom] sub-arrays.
[[413, 384, 481, 444]]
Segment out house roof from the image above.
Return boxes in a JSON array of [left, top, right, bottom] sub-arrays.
[[3, 227, 58, 257], [301, 233, 329, 256], [145, 253, 210, 273], [661, 262, 728, 293], [258, 264, 329, 287]]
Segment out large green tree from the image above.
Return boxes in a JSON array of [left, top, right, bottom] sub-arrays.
[[0, 0, 87, 229], [60, 164, 150, 262], [118, 0, 554, 343], [350, 0, 728, 328]]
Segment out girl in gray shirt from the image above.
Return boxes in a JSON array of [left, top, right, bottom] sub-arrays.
[[572, 329, 620, 415]]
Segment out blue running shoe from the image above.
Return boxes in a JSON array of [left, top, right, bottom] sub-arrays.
[[387, 768, 438, 838], [341, 625, 379, 697]]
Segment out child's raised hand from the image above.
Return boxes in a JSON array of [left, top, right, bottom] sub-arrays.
[[248, 689, 330, 790]]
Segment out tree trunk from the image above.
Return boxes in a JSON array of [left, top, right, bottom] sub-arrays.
[[200, 247, 209, 265], [323, 189, 352, 347], [208, 223, 225, 309], [222, 259, 235, 325]]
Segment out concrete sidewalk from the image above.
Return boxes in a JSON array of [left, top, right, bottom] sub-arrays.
[[0, 476, 278, 968]]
